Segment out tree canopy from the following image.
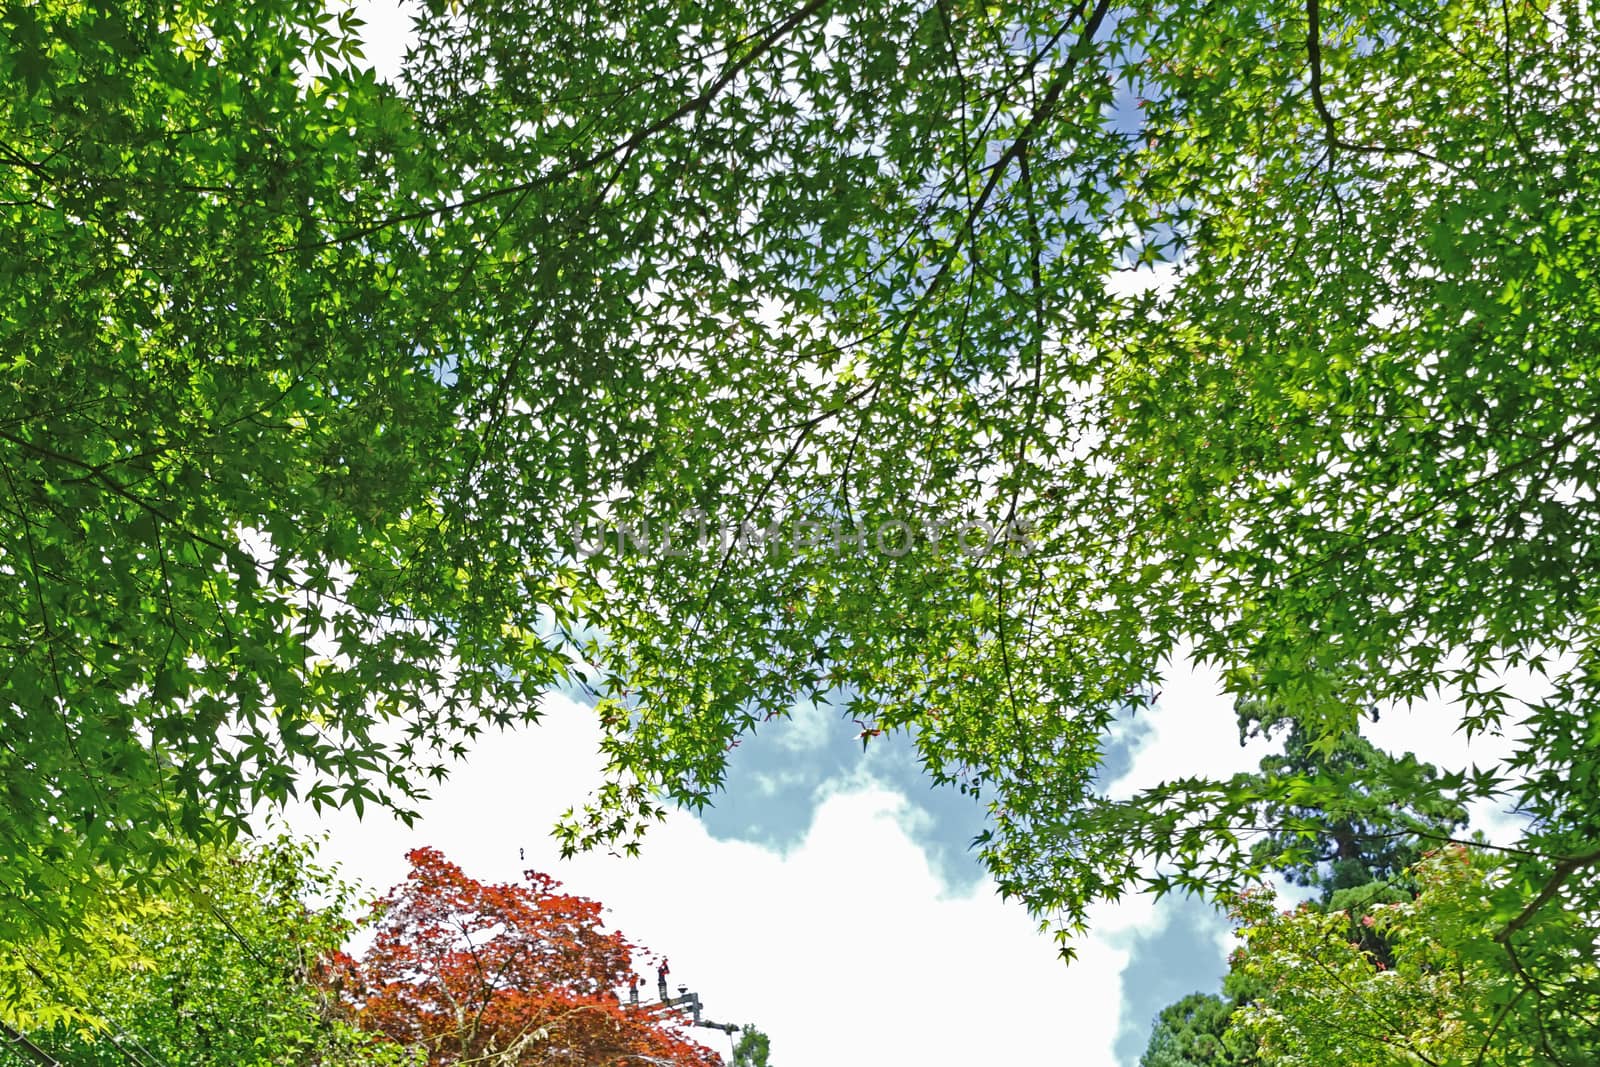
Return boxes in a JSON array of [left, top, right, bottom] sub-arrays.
[[0, 836, 399, 1067], [1229, 849, 1600, 1067], [1140, 992, 1251, 1067], [1234, 705, 1469, 899], [1139, 732, 1468, 1066], [730, 1027, 773, 1067], [0, 0, 568, 956], [344, 847, 720, 1066], [2, 0, 1597, 963]]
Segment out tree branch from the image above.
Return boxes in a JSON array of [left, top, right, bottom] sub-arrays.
[[1496, 844, 1600, 943], [0, 1020, 62, 1067], [279, 0, 834, 255], [1304, 0, 1449, 168]]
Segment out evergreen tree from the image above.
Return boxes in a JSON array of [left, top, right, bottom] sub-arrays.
[[1140, 993, 1245, 1067], [730, 1026, 773, 1067], [1139, 712, 1468, 1065], [1238, 699, 1469, 898]]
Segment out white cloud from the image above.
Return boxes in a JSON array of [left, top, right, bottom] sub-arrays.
[[770, 699, 833, 754], [1108, 649, 1279, 801], [1105, 259, 1182, 301], [346, 0, 418, 82]]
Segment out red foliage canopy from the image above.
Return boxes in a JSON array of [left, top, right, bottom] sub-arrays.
[[344, 847, 721, 1066]]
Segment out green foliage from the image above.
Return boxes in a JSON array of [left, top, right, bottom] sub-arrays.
[[730, 1026, 773, 1067], [470, 0, 1599, 949], [0, 836, 402, 1067], [1229, 850, 1600, 1066], [4, 0, 1598, 970], [1140, 716, 1470, 1062], [1235, 709, 1469, 898], [1141, 993, 1252, 1067], [0, 0, 571, 957], [0, 879, 151, 1036]]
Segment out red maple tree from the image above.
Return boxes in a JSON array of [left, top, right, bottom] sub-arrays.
[[342, 847, 722, 1066]]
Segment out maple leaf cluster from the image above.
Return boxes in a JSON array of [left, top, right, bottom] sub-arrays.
[[337, 847, 722, 1066]]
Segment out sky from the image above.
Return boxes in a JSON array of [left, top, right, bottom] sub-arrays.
[[298, 7, 1536, 1064], [289, 645, 1529, 1067], [291, 660, 1238, 1066]]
